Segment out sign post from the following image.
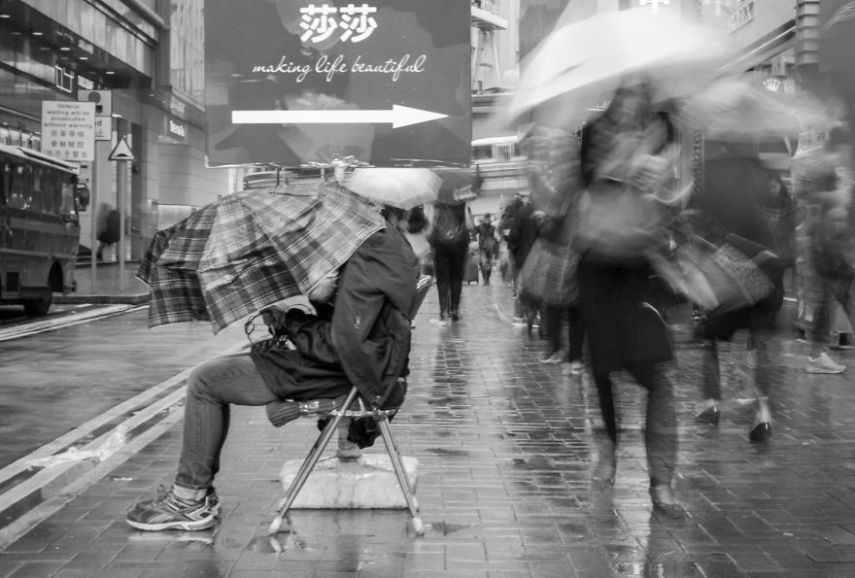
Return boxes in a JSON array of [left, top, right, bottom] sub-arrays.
[[41, 100, 97, 291], [204, 0, 472, 167], [109, 129, 134, 293]]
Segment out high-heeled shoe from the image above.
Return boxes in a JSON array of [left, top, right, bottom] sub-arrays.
[[695, 405, 720, 426], [650, 485, 686, 519], [749, 422, 772, 444]]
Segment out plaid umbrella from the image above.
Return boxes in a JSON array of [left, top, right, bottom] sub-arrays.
[[138, 180, 385, 333], [433, 167, 481, 205]]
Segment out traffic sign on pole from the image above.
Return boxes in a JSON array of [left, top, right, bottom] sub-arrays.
[[204, 0, 472, 167], [109, 137, 134, 161]]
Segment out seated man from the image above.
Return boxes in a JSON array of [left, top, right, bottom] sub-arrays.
[[126, 217, 419, 531]]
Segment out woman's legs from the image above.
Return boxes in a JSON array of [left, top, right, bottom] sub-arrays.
[[591, 372, 617, 483], [175, 353, 278, 497], [544, 306, 565, 359], [629, 362, 678, 491], [432, 246, 452, 316], [448, 244, 467, 317], [592, 372, 618, 445]]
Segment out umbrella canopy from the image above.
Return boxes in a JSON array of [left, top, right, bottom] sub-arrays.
[[433, 167, 480, 205], [138, 180, 385, 333], [502, 7, 731, 128], [678, 76, 838, 141], [344, 168, 442, 210]]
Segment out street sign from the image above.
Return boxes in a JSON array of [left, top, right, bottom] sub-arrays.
[[109, 136, 134, 161], [93, 117, 110, 141], [204, 0, 472, 167], [78, 89, 113, 117], [41, 101, 95, 162]]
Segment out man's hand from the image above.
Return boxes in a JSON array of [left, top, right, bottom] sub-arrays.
[[260, 306, 288, 334]]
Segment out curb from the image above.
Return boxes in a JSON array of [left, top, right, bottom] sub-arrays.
[[55, 293, 149, 305]]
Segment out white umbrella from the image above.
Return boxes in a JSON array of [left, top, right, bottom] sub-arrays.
[[502, 7, 732, 128], [344, 168, 442, 210], [678, 75, 839, 140]]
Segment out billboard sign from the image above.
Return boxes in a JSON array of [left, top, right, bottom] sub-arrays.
[[41, 101, 95, 162], [204, 0, 471, 167]]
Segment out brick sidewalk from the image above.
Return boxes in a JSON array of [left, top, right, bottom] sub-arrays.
[[2, 283, 855, 577]]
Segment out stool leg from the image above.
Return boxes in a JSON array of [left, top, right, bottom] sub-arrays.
[[376, 416, 424, 536], [268, 389, 359, 535]]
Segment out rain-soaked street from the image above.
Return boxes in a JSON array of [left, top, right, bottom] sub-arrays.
[[0, 281, 854, 577]]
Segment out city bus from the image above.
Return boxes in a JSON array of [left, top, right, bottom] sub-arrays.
[[0, 144, 84, 316]]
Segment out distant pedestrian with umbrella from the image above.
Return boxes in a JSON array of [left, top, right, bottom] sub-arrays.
[[427, 168, 479, 323], [127, 183, 420, 531]]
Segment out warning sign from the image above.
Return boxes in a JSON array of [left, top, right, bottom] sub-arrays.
[[109, 137, 134, 161], [41, 101, 95, 162]]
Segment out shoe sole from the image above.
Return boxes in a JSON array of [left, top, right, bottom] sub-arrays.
[[806, 367, 846, 374], [127, 516, 217, 532]]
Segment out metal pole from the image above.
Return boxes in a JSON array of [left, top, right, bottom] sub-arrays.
[[90, 147, 98, 293], [116, 120, 128, 293]]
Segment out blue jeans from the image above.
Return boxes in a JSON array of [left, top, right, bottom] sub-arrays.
[[175, 354, 277, 492]]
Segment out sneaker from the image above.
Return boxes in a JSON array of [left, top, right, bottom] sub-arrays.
[[562, 360, 583, 376], [806, 352, 846, 374], [540, 351, 564, 364], [126, 486, 220, 531]]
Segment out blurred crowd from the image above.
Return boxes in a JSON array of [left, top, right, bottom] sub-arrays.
[[409, 75, 855, 519]]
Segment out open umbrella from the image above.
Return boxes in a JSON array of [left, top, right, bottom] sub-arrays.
[[138, 180, 385, 333], [433, 167, 480, 205], [344, 168, 442, 210], [677, 75, 838, 141], [502, 7, 731, 128]]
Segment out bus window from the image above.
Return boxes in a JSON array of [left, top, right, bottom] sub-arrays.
[[472, 145, 493, 161], [9, 163, 28, 210], [0, 162, 8, 206]]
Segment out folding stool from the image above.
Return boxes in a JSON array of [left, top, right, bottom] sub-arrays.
[[264, 274, 433, 536]]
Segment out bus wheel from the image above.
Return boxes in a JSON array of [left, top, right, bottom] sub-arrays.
[[24, 293, 52, 317]]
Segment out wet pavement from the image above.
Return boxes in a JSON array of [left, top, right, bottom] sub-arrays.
[[1, 280, 855, 577]]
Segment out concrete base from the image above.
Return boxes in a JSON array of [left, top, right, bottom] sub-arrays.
[[278, 453, 418, 509]]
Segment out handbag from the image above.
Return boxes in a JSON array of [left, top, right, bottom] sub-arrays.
[[572, 183, 665, 260], [518, 237, 580, 307], [650, 233, 778, 313]]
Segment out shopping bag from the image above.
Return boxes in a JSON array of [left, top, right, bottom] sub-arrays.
[[650, 233, 778, 312], [572, 184, 665, 260], [518, 237, 580, 306]]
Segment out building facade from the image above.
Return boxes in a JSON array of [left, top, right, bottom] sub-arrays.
[[0, 0, 231, 261]]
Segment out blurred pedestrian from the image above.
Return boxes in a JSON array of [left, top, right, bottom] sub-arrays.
[[575, 81, 683, 517], [475, 213, 498, 285], [689, 141, 795, 444], [96, 204, 120, 261], [507, 190, 541, 332], [795, 126, 855, 373], [428, 202, 472, 322]]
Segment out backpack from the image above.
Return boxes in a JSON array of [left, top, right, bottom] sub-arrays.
[[430, 204, 466, 245]]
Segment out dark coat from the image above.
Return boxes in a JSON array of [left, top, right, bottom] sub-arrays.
[[252, 227, 419, 406], [507, 200, 539, 269], [690, 153, 792, 340]]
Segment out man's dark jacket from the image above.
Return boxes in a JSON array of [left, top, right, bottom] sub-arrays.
[[252, 227, 419, 407]]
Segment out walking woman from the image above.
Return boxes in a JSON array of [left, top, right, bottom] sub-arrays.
[[575, 82, 683, 517], [428, 202, 472, 322]]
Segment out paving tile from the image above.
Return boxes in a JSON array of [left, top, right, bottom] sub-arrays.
[[3, 286, 855, 575]]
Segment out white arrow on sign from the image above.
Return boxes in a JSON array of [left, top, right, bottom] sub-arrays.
[[231, 105, 447, 129]]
